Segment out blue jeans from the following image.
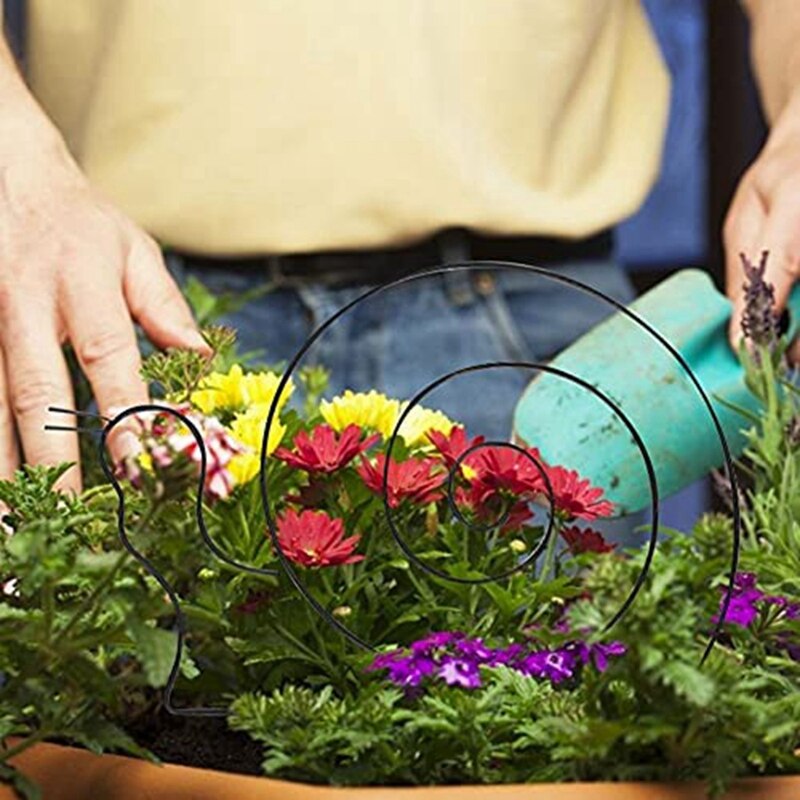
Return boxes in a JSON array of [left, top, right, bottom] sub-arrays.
[[167, 255, 636, 443]]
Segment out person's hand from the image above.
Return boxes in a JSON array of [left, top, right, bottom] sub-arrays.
[[0, 135, 207, 491], [723, 88, 800, 362]]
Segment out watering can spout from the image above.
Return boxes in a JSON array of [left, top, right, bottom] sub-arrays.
[[512, 268, 800, 517]]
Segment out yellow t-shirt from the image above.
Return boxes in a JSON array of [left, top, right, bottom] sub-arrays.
[[24, 0, 669, 256]]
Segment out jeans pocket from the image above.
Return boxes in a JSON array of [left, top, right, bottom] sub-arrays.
[[492, 260, 636, 362]]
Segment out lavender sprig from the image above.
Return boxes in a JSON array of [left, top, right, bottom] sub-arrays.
[[739, 251, 780, 354]]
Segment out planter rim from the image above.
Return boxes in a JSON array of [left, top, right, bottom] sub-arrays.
[[5, 739, 800, 800]]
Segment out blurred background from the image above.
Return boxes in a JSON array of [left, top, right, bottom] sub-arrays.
[[1, 0, 770, 530]]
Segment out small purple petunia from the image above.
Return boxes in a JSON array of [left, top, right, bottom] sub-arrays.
[[563, 640, 591, 665], [487, 643, 525, 667], [438, 656, 482, 689], [521, 648, 576, 684], [410, 631, 462, 655], [366, 649, 404, 671], [588, 641, 627, 672], [454, 637, 493, 661], [384, 655, 436, 687], [733, 572, 759, 591], [711, 573, 765, 629], [368, 630, 628, 691], [712, 593, 760, 628]]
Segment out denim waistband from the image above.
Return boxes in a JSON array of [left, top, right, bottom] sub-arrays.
[[170, 227, 614, 290]]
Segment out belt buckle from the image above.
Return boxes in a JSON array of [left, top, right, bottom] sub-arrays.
[[266, 254, 300, 289]]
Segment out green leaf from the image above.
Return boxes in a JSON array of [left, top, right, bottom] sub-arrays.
[[127, 620, 182, 687], [0, 763, 41, 800], [659, 661, 716, 707]]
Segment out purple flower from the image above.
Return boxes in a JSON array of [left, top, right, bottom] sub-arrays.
[[366, 649, 403, 671], [410, 631, 462, 655], [552, 617, 571, 634], [712, 572, 765, 628], [733, 572, 759, 592], [454, 637, 493, 661], [487, 643, 525, 667], [520, 648, 577, 684], [367, 629, 628, 692], [438, 657, 482, 689], [386, 656, 436, 687], [713, 591, 761, 628], [588, 641, 627, 672], [563, 640, 591, 664], [776, 634, 800, 663], [366, 649, 436, 687], [739, 251, 780, 352]]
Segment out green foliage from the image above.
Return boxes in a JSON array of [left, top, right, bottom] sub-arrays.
[[139, 324, 235, 401], [229, 521, 800, 794], [3, 289, 800, 799], [0, 466, 165, 793]]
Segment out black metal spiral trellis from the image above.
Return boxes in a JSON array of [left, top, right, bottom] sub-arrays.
[[47, 261, 743, 718]]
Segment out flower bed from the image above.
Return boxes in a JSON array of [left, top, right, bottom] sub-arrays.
[[1, 267, 799, 800]]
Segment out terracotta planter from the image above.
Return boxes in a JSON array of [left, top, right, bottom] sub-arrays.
[[3, 740, 800, 800]]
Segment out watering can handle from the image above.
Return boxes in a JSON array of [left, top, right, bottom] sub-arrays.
[[787, 284, 800, 340]]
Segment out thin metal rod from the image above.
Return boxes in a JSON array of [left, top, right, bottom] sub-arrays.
[[47, 406, 111, 422]]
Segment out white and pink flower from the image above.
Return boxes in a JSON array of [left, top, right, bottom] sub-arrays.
[[115, 405, 245, 502]]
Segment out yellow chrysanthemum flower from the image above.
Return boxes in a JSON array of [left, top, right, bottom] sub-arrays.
[[396, 403, 456, 448], [191, 364, 294, 415], [320, 390, 401, 439], [227, 403, 287, 484]]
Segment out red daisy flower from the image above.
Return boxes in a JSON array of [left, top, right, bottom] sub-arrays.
[[275, 508, 364, 567], [275, 423, 379, 474], [427, 426, 485, 469], [454, 483, 534, 534], [543, 466, 615, 521], [500, 501, 535, 533], [466, 445, 546, 504], [357, 453, 445, 508], [560, 525, 616, 554]]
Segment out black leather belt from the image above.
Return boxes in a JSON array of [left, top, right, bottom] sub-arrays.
[[182, 227, 614, 289]]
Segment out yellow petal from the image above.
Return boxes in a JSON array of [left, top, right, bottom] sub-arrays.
[[190, 364, 293, 415], [320, 390, 401, 437], [227, 403, 287, 485], [397, 404, 455, 448]]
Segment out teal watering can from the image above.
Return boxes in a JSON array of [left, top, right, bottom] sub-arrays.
[[512, 269, 800, 516]]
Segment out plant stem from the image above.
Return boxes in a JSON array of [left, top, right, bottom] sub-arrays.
[[0, 729, 50, 763], [60, 505, 160, 642], [42, 582, 55, 643], [539, 520, 560, 582]]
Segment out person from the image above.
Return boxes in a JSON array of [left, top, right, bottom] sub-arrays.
[[0, 0, 797, 494]]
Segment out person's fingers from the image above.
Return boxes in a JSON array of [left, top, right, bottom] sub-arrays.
[[755, 181, 800, 308], [62, 280, 148, 462], [0, 304, 80, 490], [0, 348, 20, 480], [124, 235, 209, 353], [723, 180, 766, 349], [758, 203, 800, 364]]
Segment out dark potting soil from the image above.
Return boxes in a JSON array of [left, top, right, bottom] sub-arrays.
[[129, 712, 264, 776]]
